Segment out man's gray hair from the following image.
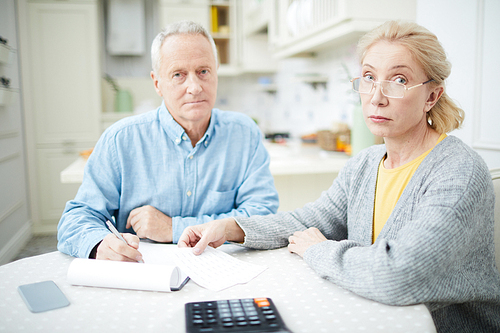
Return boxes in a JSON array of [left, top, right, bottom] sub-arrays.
[[151, 20, 218, 76]]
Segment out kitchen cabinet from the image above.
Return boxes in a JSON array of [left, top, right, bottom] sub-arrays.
[[269, 0, 417, 59], [159, 0, 239, 76], [237, 0, 278, 73], [159, 0, 210, 31], [36, 148, 84, 228], [18, 0, 101, 233], [0, 0, 31, 263]]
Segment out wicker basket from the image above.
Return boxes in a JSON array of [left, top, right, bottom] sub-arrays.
[[317, 130, 338, 151]]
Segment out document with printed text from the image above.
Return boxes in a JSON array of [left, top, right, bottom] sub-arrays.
[[67, 243, 267, 292], [170, 245, 268, 291]]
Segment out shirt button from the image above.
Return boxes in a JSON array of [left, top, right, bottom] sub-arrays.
[[189, 155, 193, 159], [175, 138, 181, 144], [186, 191, 192, 196], [182, 135, 187, 141]]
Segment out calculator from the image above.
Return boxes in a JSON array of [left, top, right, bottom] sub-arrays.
[[185, 297, 291, 333]]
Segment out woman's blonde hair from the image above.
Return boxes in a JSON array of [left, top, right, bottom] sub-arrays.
[[357, 21, 464, 133]]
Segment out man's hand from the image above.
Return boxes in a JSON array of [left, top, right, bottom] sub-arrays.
[[178, 218, 245, 255], [288, 227, 327, 258], [96, 233, 143, 262], [126, 205, 173, 242]]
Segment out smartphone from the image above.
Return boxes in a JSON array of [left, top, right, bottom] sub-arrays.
[[18, 280, 70, 313]]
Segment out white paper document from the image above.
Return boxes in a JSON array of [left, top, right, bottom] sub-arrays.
[[171, 246, 268, 291], [67, 243, 266, 292]]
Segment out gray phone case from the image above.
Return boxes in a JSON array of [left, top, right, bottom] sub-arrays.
[[18, 280, 70, 313]]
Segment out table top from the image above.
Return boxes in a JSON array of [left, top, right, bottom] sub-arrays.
[[0, 245, 436, 333]]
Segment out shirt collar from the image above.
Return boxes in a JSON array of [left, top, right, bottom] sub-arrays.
[[158, 101, 216, 148]]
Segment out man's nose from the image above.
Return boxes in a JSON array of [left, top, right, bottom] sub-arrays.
[[186, 75, 202, 94]]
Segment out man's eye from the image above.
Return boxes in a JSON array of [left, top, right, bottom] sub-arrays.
[[173, 73, 182, 78], [200, 69, 208, 75]]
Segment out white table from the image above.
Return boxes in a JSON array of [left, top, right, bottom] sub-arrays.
[[0, 245, 436, 333]]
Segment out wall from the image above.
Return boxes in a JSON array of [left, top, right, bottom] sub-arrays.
[[216, 43, 359, 138], [217, 0, 500, 169], [416, 0, 500, 169], [0, 0, 32, 264], [101, 0, 500, 170]]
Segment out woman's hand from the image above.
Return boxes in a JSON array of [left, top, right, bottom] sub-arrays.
[[288, 227, 327, 257], [178, 218, 245, 255]]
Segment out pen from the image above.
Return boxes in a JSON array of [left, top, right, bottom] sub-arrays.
[[105, 220, 144, 263]]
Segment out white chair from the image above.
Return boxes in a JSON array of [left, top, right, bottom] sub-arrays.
[[491, 169, 500, 273]]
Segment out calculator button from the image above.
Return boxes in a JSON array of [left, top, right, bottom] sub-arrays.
[[266, 314, 277, 320], [254, 298, 270, 307], [236, 321, 248, 326], [250, 320, 261, 325]]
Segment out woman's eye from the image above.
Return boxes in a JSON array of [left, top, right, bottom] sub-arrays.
[[394, 77, 407, 85], [363, 74, 375, 82]]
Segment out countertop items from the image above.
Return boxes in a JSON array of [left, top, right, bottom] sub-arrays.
[[0, 245, 436, 333]]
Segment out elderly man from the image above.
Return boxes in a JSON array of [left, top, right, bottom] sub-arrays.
[[57, 21, 279, 262]]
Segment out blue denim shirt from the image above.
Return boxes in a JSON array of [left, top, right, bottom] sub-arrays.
[[57, 103, 279, 258]]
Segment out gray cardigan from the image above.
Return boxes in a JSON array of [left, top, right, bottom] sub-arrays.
[[235, 136, 500, 332]]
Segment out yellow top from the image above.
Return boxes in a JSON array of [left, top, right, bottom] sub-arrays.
[[372, 134, 447, 243]]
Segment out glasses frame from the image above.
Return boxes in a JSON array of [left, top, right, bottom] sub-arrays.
[[351, 77, 434, 99]]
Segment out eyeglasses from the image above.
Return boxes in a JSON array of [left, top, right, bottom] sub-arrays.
[[351, 77, 434, 99]]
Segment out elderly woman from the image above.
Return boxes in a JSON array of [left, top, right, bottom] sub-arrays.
[[178, 21, 500, 332]]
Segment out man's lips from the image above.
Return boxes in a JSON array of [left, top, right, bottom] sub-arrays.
[[184, 100, 205, 105], [369, 115, 391, 123]]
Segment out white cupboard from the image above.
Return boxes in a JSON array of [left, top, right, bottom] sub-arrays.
[[18, 0, 101, 233], [159, 0, 240, 75], [269, 0, 417, 58], [0, 0, 31, 263]]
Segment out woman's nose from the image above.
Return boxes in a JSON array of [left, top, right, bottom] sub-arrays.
[[370, 82, 388, 106]]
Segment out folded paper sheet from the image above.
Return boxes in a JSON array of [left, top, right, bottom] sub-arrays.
[[67, 258, 183, 292]]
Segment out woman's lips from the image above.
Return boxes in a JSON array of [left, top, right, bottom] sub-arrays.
[[369, 115, 391, 123]]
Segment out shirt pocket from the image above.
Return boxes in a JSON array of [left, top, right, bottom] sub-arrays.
[[200, 189, 237, 216]]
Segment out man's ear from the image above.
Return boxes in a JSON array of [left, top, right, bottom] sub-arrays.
[[150, 71, 163, 97], [425, 86, 444, 112]]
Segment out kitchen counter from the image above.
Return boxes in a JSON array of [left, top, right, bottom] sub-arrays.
[[264, 141, 349, 175], [60, 141, 350, 211]]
